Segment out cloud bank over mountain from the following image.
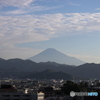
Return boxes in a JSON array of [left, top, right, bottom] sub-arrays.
[[1, 13, 100, 46]]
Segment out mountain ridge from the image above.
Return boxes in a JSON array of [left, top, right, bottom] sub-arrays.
[[0, 58, 100, 79]]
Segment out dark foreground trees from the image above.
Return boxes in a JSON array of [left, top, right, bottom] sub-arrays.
[[61, 81, 82, 95], [55, 81, 86, 96], [54, 80, 100, 100]]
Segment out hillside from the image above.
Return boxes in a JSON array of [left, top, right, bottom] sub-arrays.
[[0, 58, 100, 79]]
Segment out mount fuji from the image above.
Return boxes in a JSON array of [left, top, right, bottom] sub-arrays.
[[28, 48, 85, 65]]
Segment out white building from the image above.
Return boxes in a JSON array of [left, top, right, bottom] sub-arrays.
[[0, 84, 44, 100], [0, 92, 44, 100]]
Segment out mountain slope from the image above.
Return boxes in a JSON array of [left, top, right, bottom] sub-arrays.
[[28, 48, 84, 65]]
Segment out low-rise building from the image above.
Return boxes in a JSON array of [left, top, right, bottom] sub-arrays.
[[0, 84, 44, 100]]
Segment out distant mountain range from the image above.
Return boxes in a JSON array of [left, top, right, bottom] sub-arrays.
[[0, 58, 100, 79], [0, 58, 73, 79], [28, 48, 85, 66]]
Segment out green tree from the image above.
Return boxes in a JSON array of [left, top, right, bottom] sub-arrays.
[[61, 81, 81, 95]]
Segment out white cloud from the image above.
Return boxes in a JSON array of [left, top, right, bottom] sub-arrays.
[[68, 2, 80, 6], [4, 6, 63, 15], [0, 15, 49, 46], [0, 0, 63, 15], [1, 13, 100, 46], [5, 9, 26, 15], [0, 0, 35, 8]]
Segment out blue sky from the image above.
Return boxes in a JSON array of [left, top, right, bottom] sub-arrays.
[[1, 0, 100, 63]]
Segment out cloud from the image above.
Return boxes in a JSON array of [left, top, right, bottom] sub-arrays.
[[0, 0, 35, 8], [4, 5, 63, 15], [5, 9, 26, 15], [1, 13, 100, 46], [68, 2, 80, 6], [0, 0, 63, 15]]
